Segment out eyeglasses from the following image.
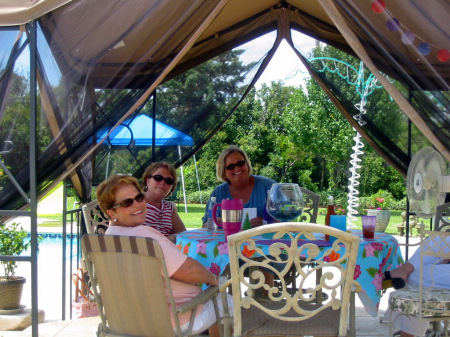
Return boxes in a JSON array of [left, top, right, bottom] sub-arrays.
[[111, 193, 145, 209], [150, 174, 174, 185], [225, 160, 246, 171]]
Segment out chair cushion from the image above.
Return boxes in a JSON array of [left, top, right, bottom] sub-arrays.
[[241, 302, 340, 336], [389, 287, 450, 317]]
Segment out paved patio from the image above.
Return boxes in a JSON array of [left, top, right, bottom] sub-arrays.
[[0, 302, 393, 336]]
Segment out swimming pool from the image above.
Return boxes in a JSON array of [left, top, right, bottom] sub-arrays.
[[17, 233, 83, 320]]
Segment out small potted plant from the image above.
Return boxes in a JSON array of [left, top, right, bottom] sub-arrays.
[[335, 207, 346, 215], [0, 221, 31, 311], [367, 195, 391, 232]]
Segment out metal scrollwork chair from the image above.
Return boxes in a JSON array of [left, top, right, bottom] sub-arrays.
[[387, 224, 450, 337], [221, 222, 361, 337], [82, 200, 109, 235], [277, 188, 320, 294], [299, 187, 319, 223], [434, 202, 450, 233]]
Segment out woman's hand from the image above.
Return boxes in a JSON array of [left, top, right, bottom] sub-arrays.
[[250, 216, 263, 227]]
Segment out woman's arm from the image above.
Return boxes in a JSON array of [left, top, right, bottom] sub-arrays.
[[171, 256, 218, 286]]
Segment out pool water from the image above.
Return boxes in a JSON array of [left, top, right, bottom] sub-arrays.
[[16, 233, 83, 320]]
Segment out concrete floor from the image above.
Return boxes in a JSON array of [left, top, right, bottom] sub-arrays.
[[0, 294, 394, 337]]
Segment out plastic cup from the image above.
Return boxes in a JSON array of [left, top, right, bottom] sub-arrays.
[[362, 216, 376, 239], [329, 215, 347, 243]]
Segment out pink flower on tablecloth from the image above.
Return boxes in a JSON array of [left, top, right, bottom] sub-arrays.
[[218, 242, 228, 255], [353, 265, 361, 280], [364, 244, 376, 257], [378, 257, 388, 274], [208, 263, 221, 275], [371, 242, 384, 252], [372, 272, 383, 291], [197, 241, 207, 255]]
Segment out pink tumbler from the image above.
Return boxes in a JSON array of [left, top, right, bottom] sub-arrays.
[[213, 199, 243, 241]]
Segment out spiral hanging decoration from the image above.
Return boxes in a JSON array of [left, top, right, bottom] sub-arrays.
[[307, 58, 384, 228], [347, 132, 364, 228]]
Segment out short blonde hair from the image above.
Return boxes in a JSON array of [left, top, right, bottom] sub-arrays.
[[142, 162, 178, 197], [96, 175, 142, 215], [216, 145, 253, 183]]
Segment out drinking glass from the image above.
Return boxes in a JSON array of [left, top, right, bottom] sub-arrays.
[[266, 183, 304, 221], [361, 215, 376, 239]]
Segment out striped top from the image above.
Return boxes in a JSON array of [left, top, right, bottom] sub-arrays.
[[143, 200, 174, 237]]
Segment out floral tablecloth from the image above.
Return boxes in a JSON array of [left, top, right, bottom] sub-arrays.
[[176, 228, 404, 316]]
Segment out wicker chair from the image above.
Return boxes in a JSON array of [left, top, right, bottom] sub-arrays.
[[221, 222, 361, 337], [82, 234, 222, 337]]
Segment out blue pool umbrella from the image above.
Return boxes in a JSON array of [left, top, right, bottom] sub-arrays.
[[97, 114, 193, 147], [97, 114, 198, 212]]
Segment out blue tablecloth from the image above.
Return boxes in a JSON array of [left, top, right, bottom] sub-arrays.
[[176, 228, 404, 316]]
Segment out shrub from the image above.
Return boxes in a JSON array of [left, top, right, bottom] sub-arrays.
[[0, 222, 31, 279]]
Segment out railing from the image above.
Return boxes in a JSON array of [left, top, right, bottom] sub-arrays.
[[62, 207, 85, 320]]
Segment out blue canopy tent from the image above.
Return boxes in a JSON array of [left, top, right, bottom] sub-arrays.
[[97, 114, 200, 212], [97, 114, 194, 147]]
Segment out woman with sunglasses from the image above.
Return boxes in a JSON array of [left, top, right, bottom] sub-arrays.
[[202, 145, 276, 228], [97, 175, 233, 337], [142, 162, 186, 242]]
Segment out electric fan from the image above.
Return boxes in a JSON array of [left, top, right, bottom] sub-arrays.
[[407, 147, 450, 218]]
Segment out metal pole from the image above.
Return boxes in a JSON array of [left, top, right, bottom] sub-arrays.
[[62, 181, 67, 319], [178, 146, 188, 213], [151, 90, 156, 161], [405, 113, 412, 260], [105, 150, 111, 180], [29, 21, 39, 337], [194, 154, 203, 205]]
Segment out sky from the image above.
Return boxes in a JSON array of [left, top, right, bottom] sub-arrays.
[[239, 31, 318, 89], [255, 40, 313, 88]]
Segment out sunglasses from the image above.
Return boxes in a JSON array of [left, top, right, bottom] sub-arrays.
[[150, 174, 174, 185], [225, 160, 246, 171], [111, 193, 145, 209]]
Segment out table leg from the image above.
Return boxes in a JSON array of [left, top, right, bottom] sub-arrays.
[[349, 290, 356, 337]]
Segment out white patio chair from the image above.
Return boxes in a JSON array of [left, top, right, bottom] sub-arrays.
[[434, 202, 450, 233], [221, 222, 361, 337], [299, 187, 319, 223], [388, 224, 450, 337], [81, 200, 109, 235]]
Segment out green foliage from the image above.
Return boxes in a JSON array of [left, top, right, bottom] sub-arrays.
[[357, 190, 406, 213], [0, 222, 31, 279]]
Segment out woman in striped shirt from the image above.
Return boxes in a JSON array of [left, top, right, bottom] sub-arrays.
[[142, 162, 186, 242]]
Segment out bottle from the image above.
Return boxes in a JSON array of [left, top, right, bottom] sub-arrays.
[[263, 190, 273, 225], [242, 213, 252, 230], [325, 196, 336, 241], [207, 197, 217, 231]]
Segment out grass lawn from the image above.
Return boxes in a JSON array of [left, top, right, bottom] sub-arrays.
[[39, 202, 415, 236], [176, 203, 409, 235]]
